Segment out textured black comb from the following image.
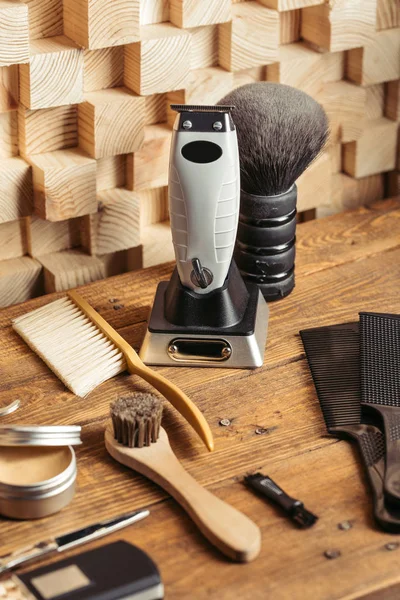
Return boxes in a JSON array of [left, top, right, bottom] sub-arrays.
[[301, 322, 400, 532], [360, 312, 400, 505], [300, 324, 361, 428]]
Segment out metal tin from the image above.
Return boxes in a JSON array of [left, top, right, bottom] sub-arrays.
[[0, 446, 77, 520], [0, 426, 80, 520], [0, 425, 82, 446]]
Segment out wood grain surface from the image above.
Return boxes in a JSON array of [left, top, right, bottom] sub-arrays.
[[82, 188, 141, 255], [19, 36, 84, 110], [189, 24, 218, 70], [124, 23, 191, 96], [0, 157, 32, 224], [0, 65, 18, 113], [28, 148, 97, 222], [1, 199, 400, 599], [169, 0, 231, 29], [63, 0, 140, 50], [219, 2, 279, 71], [0, 0, 29, 67], [301, 0, 377, 53], [347, 29, 400, 87], [78, 87, 145, 159], [18, 105, 78, 157]]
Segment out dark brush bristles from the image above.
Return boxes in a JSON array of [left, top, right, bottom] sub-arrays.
[[110, 393, 163, 448], [300, 324, 361, 431], [218, 82, 329, 196]]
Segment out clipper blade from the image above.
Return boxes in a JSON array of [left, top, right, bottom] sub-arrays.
[[170, 104, 235, 113]]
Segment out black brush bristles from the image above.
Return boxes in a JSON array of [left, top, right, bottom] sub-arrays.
[[300, 323, 361, 431], [218, 82, 329, 196], [360, 312, 400, 408], [110, 393, 163, 448]]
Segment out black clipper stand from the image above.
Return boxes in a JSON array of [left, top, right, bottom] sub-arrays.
[[234, 185, 297, 301], [140, 261, 269, 368]]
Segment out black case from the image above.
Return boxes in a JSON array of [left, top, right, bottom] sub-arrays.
[[19, 541, 163, 600]]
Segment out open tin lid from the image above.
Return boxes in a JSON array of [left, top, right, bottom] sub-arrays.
[[0, 425, 82, 446]]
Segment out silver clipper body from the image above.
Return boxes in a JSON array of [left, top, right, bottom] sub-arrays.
[[169, 105, 240, 294], [139, 105, 269, 369]]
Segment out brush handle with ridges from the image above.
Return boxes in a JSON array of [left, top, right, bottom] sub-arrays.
[[105, 426, 261, 562], [68, 291, 214, 452], [126, 359, 214, 452], [332, 424, 400, 531]]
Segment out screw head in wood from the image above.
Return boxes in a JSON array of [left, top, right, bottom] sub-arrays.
[[338, 521, 352, 531], [384, 542, 399, 551], [324, 549, 341, 559], [255, 427, 268, 435], [219, 419, 231, 427]]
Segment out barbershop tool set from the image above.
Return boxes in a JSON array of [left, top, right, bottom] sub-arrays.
[[301, 313, 400, 532], [8, 83, 392, 598]]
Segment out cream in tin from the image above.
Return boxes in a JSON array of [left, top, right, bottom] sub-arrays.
[[0, 426, 80, 520]]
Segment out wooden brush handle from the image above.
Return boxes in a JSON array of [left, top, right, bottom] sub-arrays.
[[148, 453, 260, 562], [127, 358, 214, 452], [68, 290, 214, 453], [105, 428, 261, 562]]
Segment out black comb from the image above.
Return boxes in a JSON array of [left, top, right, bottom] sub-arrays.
[[360, 312, 400, 505], [301, 322, 400, 531]]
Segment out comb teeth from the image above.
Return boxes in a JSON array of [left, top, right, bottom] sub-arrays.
[[360, 312, 400, 407], [300, 325, 361, 430], [12, 297, 126, 397]]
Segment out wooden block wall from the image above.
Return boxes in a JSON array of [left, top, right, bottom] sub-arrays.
[[0, 0, 398, 306]]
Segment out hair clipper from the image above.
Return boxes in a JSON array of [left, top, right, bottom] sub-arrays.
[[168, 105, 240, 294], [139, 104, 269, 369]]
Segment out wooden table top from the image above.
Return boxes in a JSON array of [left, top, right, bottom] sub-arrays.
[[1, 199, 400, 600]]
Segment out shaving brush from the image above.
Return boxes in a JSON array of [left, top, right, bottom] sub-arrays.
[[218, 82, 329, 301]]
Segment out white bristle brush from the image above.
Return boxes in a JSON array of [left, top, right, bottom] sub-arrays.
[[12, 291, 214, 452]]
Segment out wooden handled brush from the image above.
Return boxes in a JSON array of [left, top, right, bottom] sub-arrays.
[[12, 291, 214, 452], [105, 393, 261, 563]]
